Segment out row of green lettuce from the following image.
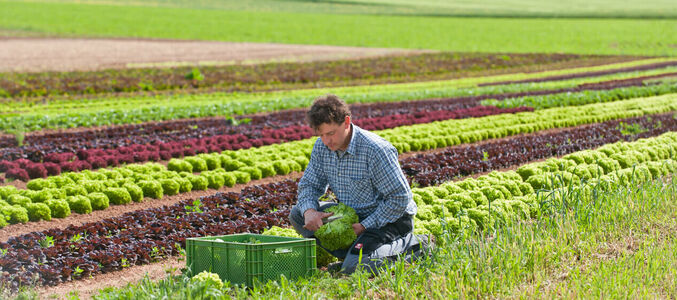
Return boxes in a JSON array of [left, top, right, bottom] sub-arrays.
[[3, 63, 676, 133], [0, 151, 311, 227], [0, 95, 675, 226], [4, 57, 670, 114], [382, 94, 677, 152], [481, 81, 677, 110], [411, 131, 677, 243]]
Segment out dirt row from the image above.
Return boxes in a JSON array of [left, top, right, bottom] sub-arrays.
[[0, 37, 429, 73], [37, 257, 185, 300]]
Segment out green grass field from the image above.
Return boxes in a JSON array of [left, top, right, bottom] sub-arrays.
[[26, 0, 677, 18], [2, 1, 677, 56]]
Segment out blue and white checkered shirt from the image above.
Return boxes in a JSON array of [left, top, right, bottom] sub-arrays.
[[296, 124, 417, 230]]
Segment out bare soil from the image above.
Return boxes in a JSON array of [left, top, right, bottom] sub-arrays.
[[37, 257, 185, 300], [0, 37, 431, 73]]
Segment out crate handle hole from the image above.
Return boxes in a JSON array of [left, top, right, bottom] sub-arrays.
[[274, 248, 293, 254]]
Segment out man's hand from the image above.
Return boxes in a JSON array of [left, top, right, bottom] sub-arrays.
[[352, 223, 366, 236], [303, 209, 333, 231]]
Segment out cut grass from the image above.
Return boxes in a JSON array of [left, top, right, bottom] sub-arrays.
[[8, 175, 673, 299], [27, 0, 677, 19], [2, 1, 677, 56]]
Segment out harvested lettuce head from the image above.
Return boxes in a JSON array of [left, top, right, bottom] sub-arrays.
[[262, 226, 338, 267], [314, 203, 359, 251]]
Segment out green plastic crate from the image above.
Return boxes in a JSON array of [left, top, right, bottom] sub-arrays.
[[186, 233, 316, 286]]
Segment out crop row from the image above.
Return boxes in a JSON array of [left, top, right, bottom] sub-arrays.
[[0, 106, 531, 179], [478, 60, 677, 87], [0, 180, 298, 290], [0, 53, 589, 99], [0, 96, 674, 225], [0, 147, 310, 227], [1, 94, 488, 150], [402, 113, 677, 187], [1, 131, 675, 290], [4, 57, 665, 115], [4, 62, 675, 132], [0, 94, 502, 158], [410, 131, 677, 241], [481, 82, 677, 110], [4, 92, 669, 174], [1, 74, 668, 157], [381, 95, 677, 153]]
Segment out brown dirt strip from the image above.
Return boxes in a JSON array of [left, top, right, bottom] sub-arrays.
[[36, 257, 185, 300], [0, 37, 431, 73]]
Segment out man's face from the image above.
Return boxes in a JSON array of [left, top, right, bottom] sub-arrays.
[[315, 116, 351, 152]]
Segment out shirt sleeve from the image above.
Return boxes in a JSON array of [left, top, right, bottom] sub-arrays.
[[296, 139, 329, 215], [360, 144, 412, 229]]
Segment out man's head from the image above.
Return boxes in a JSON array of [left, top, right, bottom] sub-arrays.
[[306, 94, 352, 151]]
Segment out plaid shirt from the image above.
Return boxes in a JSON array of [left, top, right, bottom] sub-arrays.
[[296, 124, 417, 230]]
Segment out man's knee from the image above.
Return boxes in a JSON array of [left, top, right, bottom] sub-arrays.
[[288, 205, 315, 238], [288, 205, 300, 221], [339, 232, 420, 275]]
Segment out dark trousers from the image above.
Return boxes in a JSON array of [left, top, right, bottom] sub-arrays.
[[289, 202, 420, 274]]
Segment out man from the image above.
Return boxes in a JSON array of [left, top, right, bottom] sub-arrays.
[[289, 94, 425, 274]]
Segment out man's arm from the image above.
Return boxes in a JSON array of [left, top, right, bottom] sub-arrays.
[[296, 139, 329, 221], [359, 145, 412, 230]]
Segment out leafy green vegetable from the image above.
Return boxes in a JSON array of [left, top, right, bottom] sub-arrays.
[[314, 203, 359, 251], [262, 226, 337, 267], [191, 271, 223, 290]]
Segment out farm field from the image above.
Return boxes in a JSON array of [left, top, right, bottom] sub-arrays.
[[1, 0, 677, 299], [23, 0, 677, 18], [0, 38, 431, 73], [2, 1, 677, 56]]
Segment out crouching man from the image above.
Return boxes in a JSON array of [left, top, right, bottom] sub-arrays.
[[289, 94, 424, 274]]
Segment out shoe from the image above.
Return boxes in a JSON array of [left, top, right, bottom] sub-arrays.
[[415, 234, 435, 258], [326, 261, 343, 274]]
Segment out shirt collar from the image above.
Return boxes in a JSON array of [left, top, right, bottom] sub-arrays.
[[343, 124, 359, 156]]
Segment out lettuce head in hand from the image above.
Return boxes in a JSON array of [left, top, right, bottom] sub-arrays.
[[315, 203, 360, 251]]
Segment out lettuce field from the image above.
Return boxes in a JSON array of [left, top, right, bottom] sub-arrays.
[[1, 1, 676, 299]]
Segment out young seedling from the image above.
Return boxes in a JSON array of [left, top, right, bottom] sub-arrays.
[[39, 235, 54, 248]]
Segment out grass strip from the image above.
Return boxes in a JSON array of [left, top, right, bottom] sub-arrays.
[[1, 1, 677, 56], [16, 0, 677, 19]]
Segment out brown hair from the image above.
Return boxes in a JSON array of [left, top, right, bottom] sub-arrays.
[[306, 94, 351, 130]]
